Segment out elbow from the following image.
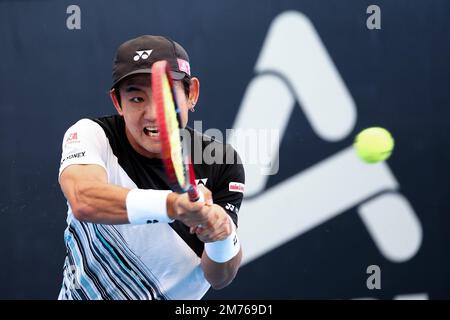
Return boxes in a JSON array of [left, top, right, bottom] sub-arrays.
[[70, 183, 94, 222], [206, 249, 243, 290], [71, 202, 92, 222], [208, 269, 239, 290], [210, 279, 232, 290]]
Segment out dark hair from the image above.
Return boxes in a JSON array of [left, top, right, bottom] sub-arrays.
[[181, 76, 191, 97], [114, 85, 122, 106], [114, 75, 191, 107]]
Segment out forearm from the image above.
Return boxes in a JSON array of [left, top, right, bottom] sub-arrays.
[[193, 205, 243, 289], [60, 165, 209, 226], [201, 248, 242, 290], [71, 181, 182, 225], [70, 180, 130, 224]]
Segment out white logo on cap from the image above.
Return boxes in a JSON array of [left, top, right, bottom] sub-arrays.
[[133, 50, 153, 61]]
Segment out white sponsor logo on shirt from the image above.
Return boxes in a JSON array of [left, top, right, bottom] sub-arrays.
[[195, 178, 208, 186], [225, 203, 239, 214]]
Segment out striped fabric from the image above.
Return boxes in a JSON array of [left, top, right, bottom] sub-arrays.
[[58, 219, 167, 300]]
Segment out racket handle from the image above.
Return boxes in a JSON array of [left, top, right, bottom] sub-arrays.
[[187, 159, 203, 202], [188, 187, 204, 202], [190, 188, 205, 228]]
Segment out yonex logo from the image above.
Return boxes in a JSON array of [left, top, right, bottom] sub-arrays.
[[195, 178, 208, 186], [133, 50, 153, 61], [225, 203, 235, 211], [60, 151, 86, 165], [225, 203, 239, 214]]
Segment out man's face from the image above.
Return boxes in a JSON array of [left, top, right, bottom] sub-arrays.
[[111, 73, 192, 158]]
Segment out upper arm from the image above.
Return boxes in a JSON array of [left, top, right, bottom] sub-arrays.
[[59, 164, 108, 205], [58, 119, 109, 204]]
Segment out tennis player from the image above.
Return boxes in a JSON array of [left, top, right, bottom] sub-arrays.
[[57, 35, 244, 300]]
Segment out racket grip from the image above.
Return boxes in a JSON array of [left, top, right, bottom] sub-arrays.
[[187, 158, 204, 202], [188, 187, 204, 202]]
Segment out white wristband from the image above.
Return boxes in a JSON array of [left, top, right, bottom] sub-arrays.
[[126, 189, 173, 224], [205, 217, 240, 263]]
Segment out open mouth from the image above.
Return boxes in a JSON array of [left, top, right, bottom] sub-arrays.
[[143, 126, 160, 137]]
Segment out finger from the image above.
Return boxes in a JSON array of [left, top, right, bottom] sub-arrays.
[[200, 206, 221, 229], [196, 227, 220, 243], [177, 193, 204, 210], [212, 232, 229, 242], [195, 226, 206, 236], [204, 218, 233, 240], [204, 228, 230, 242], [190, 226, 197, 234], [195, 219, 224, 239], [199, 229, 229, 243], [194, 226, 207, 234], [188, 200, 205, 213], [197, 184, 213, 205]]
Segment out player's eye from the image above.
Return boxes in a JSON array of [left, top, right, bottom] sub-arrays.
[[129, 97, 144, 103]]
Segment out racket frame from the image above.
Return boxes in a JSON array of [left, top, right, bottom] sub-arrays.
[[152, 60, 200, 201]]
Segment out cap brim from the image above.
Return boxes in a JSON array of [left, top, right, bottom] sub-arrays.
[[111, 68, 187, 88]]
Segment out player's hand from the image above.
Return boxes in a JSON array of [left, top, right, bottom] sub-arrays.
[[190, 205, 234, 243], [168, 185, 213, 228]]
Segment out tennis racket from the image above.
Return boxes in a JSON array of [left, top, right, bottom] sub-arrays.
[[152, 60, 201, 202]]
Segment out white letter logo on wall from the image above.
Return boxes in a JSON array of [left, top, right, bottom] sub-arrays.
[[229, 11, 422, 265]]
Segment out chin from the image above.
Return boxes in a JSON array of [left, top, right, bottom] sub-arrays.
[[144, 144, 162, 155]]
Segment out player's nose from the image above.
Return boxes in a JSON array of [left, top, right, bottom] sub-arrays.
[[143, 100, 157, 122]]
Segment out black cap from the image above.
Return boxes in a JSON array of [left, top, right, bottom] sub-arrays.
[[111, 35, 191, 88]]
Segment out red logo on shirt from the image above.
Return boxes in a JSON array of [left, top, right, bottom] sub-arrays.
[[65, 132, 79, 144], [229, 182, 245, 193], [66, 132, 78, 142]]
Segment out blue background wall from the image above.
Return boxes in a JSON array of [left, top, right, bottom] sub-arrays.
[[0, 0, 449, 299]]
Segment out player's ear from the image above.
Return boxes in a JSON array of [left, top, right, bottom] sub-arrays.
[[110, 88, 123, 115], [188, 77, 200, 110]]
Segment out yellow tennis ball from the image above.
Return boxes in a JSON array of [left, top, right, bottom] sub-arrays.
[[353, 127, 394, 163]]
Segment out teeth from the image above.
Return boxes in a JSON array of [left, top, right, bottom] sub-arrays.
[[144, 127, 159, 137]]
